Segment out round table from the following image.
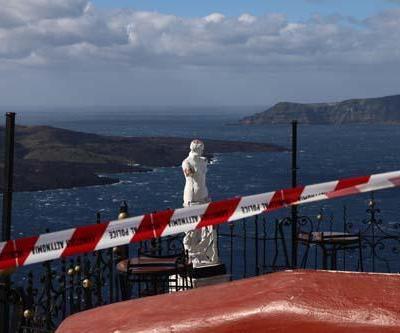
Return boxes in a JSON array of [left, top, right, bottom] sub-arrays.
[[117, 256, 192, 297], [117, 256, 183, 275], [297, 231, 361, 270]]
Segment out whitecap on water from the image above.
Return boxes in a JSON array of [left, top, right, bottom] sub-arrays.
[[120, 180, 133, 185], [210, 158, 219, 165], [110, 180, 124, 186]]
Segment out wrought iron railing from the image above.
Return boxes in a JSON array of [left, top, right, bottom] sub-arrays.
[[217, 194, 400, 277], [1, 194, 399, 332]]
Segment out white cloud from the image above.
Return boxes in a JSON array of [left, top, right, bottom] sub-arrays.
[[0, 0, 89, 27], [1, 1, 400, 106], [203, 13, 225, 24], [1, 1, 399, 71], [238, 13, 257, 24]]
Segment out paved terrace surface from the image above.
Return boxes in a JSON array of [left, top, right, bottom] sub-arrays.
[[57, 270, 400, 333]]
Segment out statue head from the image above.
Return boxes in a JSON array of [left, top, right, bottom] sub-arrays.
[[190, 139, 204, 155]]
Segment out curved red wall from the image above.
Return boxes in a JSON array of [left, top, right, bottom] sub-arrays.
[[57, 270, 400, 333]]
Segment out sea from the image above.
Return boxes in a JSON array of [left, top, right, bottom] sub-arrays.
[[3, 108, 400, 272]]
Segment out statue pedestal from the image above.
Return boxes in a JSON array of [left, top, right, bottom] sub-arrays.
[[192, 263, 229, 288], [182, 216, 224, 288], [169, 263, 229, 292]]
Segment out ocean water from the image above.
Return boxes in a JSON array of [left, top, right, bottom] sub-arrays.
[[5, 110, 400, 246]]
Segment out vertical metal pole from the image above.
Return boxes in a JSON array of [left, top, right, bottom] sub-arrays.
[[291, 120, 298, 268], [242, 219, 247, 278], [1, 112, 15, 242], [0, 112, 16, 333], [229, 223, 234, 281], [118, 201, 129, 260], [254, 215, 259, 276]]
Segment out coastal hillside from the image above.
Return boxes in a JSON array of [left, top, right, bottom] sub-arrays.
[[0, 125, 286, 192], [240, 95, 400, 125]]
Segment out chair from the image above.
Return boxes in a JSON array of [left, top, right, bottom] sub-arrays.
[[276, 216, 364, 271], [297, 231, 363, 271], [117, 238, 193, 299]]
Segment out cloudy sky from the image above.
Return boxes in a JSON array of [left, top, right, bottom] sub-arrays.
[[1, 0, 400, 107]]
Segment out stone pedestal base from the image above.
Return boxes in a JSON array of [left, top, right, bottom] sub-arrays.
[[169, 263, 229, 292], [192, 263, 229, 288], [192, 263, 226, 279], [193, 274, 230, 288]]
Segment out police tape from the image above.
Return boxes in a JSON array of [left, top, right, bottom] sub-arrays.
[[1, 170, 400, 270]]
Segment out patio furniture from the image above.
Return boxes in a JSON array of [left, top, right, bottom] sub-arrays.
[[117, 253, 193, 298], [297, 231, 363, 270]]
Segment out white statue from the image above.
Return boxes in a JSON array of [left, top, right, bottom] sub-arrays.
[[182, 140, 219, 268]]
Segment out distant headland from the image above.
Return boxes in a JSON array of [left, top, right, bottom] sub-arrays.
[[240, 94, 400, 125], [0, 125, 286, 192]]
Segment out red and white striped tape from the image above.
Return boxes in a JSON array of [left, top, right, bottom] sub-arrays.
[[1, 170, 400, 270]]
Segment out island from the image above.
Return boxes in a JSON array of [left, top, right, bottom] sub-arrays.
[[240, 94, 400, 125], [0, 125, 286, 192]]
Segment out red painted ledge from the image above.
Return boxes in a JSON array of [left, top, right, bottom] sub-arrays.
[[57, 270, 400, 333]]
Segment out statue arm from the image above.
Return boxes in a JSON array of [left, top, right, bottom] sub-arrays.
[[184, 168, 194, 177], [182, 160, 194, 177]]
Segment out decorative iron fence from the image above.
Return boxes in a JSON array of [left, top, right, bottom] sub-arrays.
[[1, 194, 399, 332], [217, 193, 400, 278]]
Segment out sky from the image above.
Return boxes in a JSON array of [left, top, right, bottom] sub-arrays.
[[93, 0, 400, 21], [1, 0, 400, 108]]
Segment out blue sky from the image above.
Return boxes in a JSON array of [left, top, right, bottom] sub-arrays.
[[1, 0, 400, 107], [93, 0, 400, 21]]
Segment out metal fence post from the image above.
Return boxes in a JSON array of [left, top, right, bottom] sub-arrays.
[[0, 112, 16, 333], [254, 216, 259, 276], [291, 120, 298, 268]]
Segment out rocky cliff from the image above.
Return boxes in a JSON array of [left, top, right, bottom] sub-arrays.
[[240, 95, 400, 125]]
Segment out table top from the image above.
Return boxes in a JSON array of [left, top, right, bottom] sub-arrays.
[[116, 255, 188, 275], [297, 231, 360, 245]]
